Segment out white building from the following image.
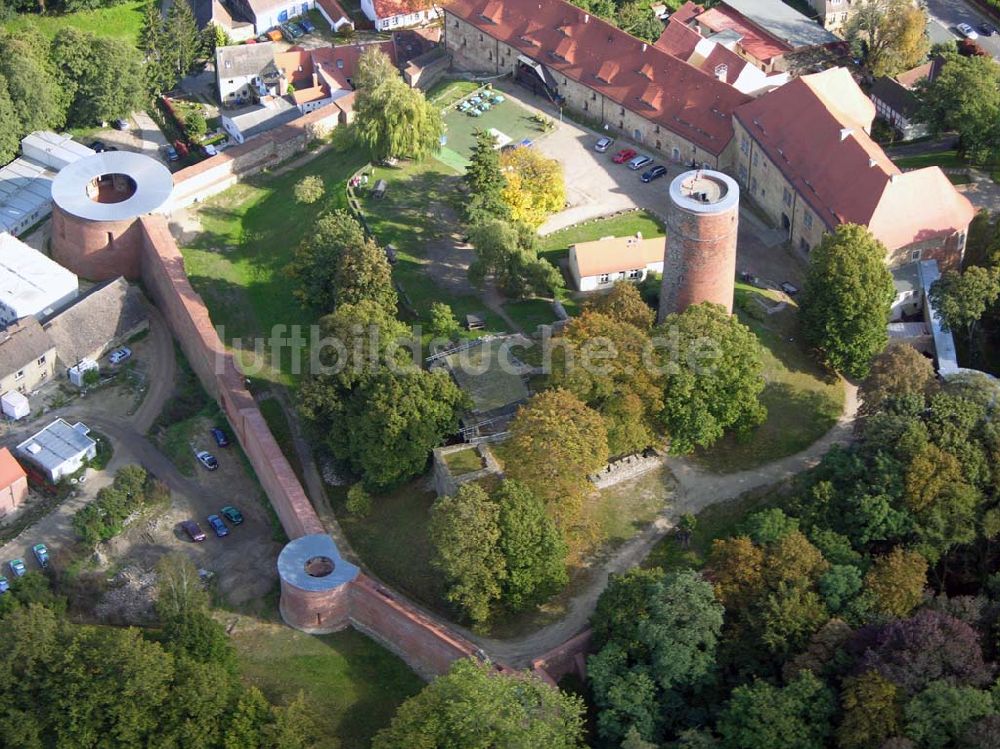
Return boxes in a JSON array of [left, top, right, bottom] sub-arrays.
[[361, 0, 439, 31], [17, 418, 97, 483], [0, 233, 78, 326], [0, 132, 94, 236], [568, 233, 666, 292]]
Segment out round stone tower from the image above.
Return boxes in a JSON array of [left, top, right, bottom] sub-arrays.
[[658, 169, 739, 321]]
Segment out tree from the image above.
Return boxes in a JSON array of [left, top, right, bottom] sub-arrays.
[[315, 366, 465, 491], [499, 146, 566, 228], [345, 483, 372, 516], [201, 22, 232, 55], [372, 659, 585, 748], [617, 0, 663, 42], [495, 480, 568, 611], [705, 535, 765, 609], [717, 670, 836, 749], [464, 128, 510, 222], [859, 343, 938, 416], [863, 547, 927, 618], [846, 0, 929, 77], [155, 553, 209, 623], [164, 0, 201, 82], [837, 671, 902, 749], [430, 483, 505, 626], [0, 30, 66, 136], [139, 0, 173, 93], [655, 302, 767, 453], [589, 569, 724, 744], [51, 30, 145, 127], [293, 174, 325, 204], [467, 218, 562, 299], [287, 210, 397, 316], [428, 301, 460, 340], [929, 265, 1000, 350], [354, 47, 443, 162], [505, 389, 609, 533], [184, 108, 207, 138], [818, 564, 864, 613], [904, 681, 997, 749], [919, 54, 1000, 163], [0, 76, 20, 164], [554, 310, 662, 456], [589, 280, 655, 331], [801, 224, 895, 378]]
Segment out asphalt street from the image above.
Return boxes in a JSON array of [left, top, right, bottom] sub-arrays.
[[924, 0, 1000, 59]]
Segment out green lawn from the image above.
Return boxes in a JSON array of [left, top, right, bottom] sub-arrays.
[[443, 447, 485, 475], [891, 149, 968, 171], [437, 94, 541, 170], [538, 210, 666, 261], [427, 79, 481, 109], [233, 623, 423, 749], [503, 298, 559, 332], [3, 1, 146, 43], [181, 144, 367, 384], [692, 284, 844, 473]]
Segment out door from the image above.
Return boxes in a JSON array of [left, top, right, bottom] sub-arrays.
[[633, 129, 642, 142], [781, 213, 791, 234]]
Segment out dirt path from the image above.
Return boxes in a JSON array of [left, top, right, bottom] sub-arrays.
[[461, 381, 858, 666]]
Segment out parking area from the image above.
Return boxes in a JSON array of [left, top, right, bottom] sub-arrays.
[[82, 111, 170, 166], [493, 83, 801, 282]]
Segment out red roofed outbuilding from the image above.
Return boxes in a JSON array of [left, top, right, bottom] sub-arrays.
[[362, 0, 440, 30], [0, 447, 28, 516]]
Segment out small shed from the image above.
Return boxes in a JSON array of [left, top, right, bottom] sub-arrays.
[[465, 312, 487, 331], [1, 390, 29, 420], [67, 359, 99, 388], [372, 179, 388, 199]]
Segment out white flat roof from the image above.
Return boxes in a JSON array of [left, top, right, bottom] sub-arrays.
[[17, 418, 95, 472], [0, 233, 77, 311], [21, 131, 95, 170]]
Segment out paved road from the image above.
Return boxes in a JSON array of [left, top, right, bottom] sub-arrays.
[[924, 0, 1000, 58]]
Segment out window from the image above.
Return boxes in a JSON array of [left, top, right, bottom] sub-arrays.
[[911, 249, 922, 261], [598, 273, 610, 285], [479, 33, 483, 41], [14, 370, 23, 381], [619, 106, 625, 115], [655, 125, 660, 134], [618, 120, 623, 129], [752, 151, 758, 167], [488, 51, 492, 60], [803, 211, 813, 229], [799, 238, 811, 252], [738, 164, 747, 182], [591, 92, 596, 100], [751, 177, 758, 195], [655, 140, 661, 150], [628, 269, 642, 279], [454, 19, 458, 27], [37, 355, 45, 366], [336, 59, 344, 69], [740, 135, 749, 155], [583, 101, 588, 111], [782, 187, 792, 207]]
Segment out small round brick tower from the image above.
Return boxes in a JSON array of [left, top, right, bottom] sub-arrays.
[[658, 169, 739, 321]]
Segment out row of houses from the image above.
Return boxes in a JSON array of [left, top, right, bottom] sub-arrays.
[[445, 0, 975, 270], [196, 0, 438, 38]]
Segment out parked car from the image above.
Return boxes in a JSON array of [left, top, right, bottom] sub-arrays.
[[221, 506, 244, 525], [90, 141, 107, 153], [627, 155, 653, 171], [164, 144, 180, 162], [203, 144, 218, 157], [266, 28, 283, 41], [32, 543, 49, 569], [979, 22, 997, 35], [210, 427, 230, 447], [612, 148, 637, 164], [196, 451, 219, 471], [207, 514, 229, 538], [957, 23, 978, 39], [595, 136, 614, 152], [112, 118, 130, 131], [8, 559, 26, 578], [0, 576, 8, 594], [256, 32, 269, 42], [298, 17, 316, 32], [780, 281, 800, 296], [640, 164, 668, 183], [108, 347, 132, 365], [181, 520, 206, 542]]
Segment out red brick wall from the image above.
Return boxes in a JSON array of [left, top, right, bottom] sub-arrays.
[[660, 202, 738, 317], [530, 629, 591, 686], [280, 576, 353, 632], [51, 204, 145, 281]]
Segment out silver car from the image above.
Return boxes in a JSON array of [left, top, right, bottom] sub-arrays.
[[595, 136, 614, 152], [627, 155, 653, 170]]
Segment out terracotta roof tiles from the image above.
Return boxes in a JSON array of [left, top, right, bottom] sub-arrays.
[[371, 0, 435, 20], [446, 0, 751, 154], [696, 5, 790, 63], [0, 448, 25, 491]]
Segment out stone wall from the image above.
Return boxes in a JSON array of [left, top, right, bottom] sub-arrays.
[[589, 452, 662, 489], [431, 443, 501, 496], [531, 629, 592, 686]]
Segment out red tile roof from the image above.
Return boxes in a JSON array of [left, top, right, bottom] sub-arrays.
[[445, 0, 752, 155], [371, 0, 435, 20], [657, 17, 755, 87], [0, 448, 25, 490], [669, 0, 704, 26], [654, 15, 702, 58], [317, 0, 351, 22], [696, 5, 790, 64], [735, 69, 974, 249]]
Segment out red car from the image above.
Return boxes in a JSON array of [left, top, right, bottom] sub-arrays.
[[612, 148, 637, 164]]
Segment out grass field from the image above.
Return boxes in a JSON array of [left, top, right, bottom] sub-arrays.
[[443, 447, 484, 475], [4, 1, 146, 43], [233, 623, 422, 749], [891, 149, 968, 171], [538, 210, 666, 261], [503, 298, 560, 332], [181, 144, 367, 384], [692, 283, 844, 473]]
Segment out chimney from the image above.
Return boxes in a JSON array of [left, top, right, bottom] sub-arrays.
[[584, 13, 589, 22], [642, 42, 648, 52], [714, 63, 728, 80], [312, 71, 319, 88], [839, 127, 853, 141], [869, 158, 877, 168]]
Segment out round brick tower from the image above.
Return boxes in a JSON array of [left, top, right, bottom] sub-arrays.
[[50, 151, 173, 281], [278, 533, 359, 634], [658, 169, 739, 321]]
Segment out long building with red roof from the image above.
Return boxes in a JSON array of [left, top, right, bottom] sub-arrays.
[[733, 68, 974, 268], [443, 0, 752, 167]]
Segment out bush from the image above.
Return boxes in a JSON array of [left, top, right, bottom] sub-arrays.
[[184, 110, 207, 139], [294, 175, 325, 205], [71, 465, 162, 546], [346, 483, 372, 517]]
